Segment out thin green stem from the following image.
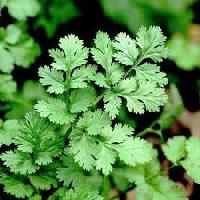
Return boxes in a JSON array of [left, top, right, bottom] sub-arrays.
[[137, 127, 161, 137], [64, 69, 72, 107], [123, 54, 144, 79], [92, 90, 106, 106]]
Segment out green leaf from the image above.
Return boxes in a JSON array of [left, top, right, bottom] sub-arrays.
[[35, 98, 75, 125], [123, 81, 167, 114], [30, 164, 58, 190], [135, 63, 168, 87], [15, 112, 51, 153], [108, 62, 124, 85], [0, 174, 34, 198], [103, 77, 137, 118], [162, 136, 186, 165], [0, 150, 39, 174], [91, 31, 124, 86], [112, 150, 160, 189], [103, 92, 122, 119], [49, 35, 88, 71], [136, 176, 187, 200], [64, 187, 103, 200], [104, 77, 167, 116], [0, 119, 19, 147], [95, 144, 116, 175], [76, 110, 111, 136], [56, 156, 86, 187], [181, 137, 200, 184], [70, 87, 96, 113], [115, 77, 137, 94], [35, 137, 64, 166], [10, 37, 40, 68], [49, 48, 66, 71], [39, 65, 65, 94], [0, 44, 14, 73], [70, 134, 97, 171], [70, 114, 152, 174], [58, 35, 89, 70], [136, 26, 168, 62], [117, 137, 153, 167], [71, 65, 96, 88], [168, 34, 200, 70], [14, 112, 64, 165], [7, 0, 40, 21], [0, 74, 16, 98], [56, 155, 102, 188], [0, 24, 40, 72], [113, 32, 139, 65], [90, 72, 110, 88], [5, 24, 21, 44], [91, 31, 113, 68], [158, 84, 184, 129], [29, 195, 42, 200]]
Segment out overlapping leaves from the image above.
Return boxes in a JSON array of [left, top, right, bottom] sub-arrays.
[[0, 24, 40, 73], [1, 112, 64, 175], [91, 27, 168, 118], [69, 110, 153, 175]]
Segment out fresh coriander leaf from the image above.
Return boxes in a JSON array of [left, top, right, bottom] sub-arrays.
[[0, 174, 34, 198], [181, 137, 200, 184], [14, 112, 64, 165], [113, 32, 139, 65], [89, 72, 110, 88], [103, 92, 122, 119], [65, 187, 103, 200], [136, 26, 168, 62], [58, 35, 89, 70], [76, 110, 111, 136], [70, 87, 96, 113], [49, 48, 66, 71], [69, 134, 96, 171], [135, 63, 168, 87], [57, 155, 102, 188], [91, 31, 113, 68], [95, 144, 116, 175], [35, 98, 75, 125], [71, 65, 96, 88], [0, 150, 39, 175], [56, 156, 87, 187], [136, 176, 187, 200], [117, 138, 153, 167], [70, 114, 152, 175], [30, 164, 59, 190], [39, 65, 65, 94], [123, 81, 167, 114], [162, 136, 186, 165]]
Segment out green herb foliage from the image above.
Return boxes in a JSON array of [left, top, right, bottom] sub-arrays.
[[1, 25, 199, 200]]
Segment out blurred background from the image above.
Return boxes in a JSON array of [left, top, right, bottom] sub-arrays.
[[0, 0, 200, 199]]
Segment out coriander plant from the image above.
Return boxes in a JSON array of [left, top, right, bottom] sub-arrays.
[[1, 26, 200, 200]]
